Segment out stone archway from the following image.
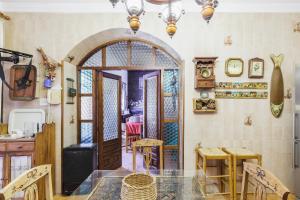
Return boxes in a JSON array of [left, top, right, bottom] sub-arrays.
[[64, 28, 183, 66], [63, 28, 185, 169]]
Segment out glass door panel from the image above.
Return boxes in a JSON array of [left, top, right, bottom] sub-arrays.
[[143, 71, 161, 170], [10, 156, 32, 197], [98, 72, 122, 170], [0, 156, 3, 189], [103, 77, 119, 142], [10, 156, 32, 181]]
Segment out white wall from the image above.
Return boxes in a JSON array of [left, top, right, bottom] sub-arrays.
[[2, 12, 300, 193], [63, 61, 77, 148]]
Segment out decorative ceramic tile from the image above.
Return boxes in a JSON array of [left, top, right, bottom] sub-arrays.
[[215, 82, 268, 90], [215, 91, 268, 99]]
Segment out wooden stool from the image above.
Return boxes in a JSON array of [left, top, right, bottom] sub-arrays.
[[222, 147, 262, 200], [196, 146, 233, 199]]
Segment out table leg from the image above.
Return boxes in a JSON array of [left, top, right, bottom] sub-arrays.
[[133, 146, 136, 173], [228, 156, 233, 200], [258, 155, 262, 166], [203, 157, 207, 196], [219, 160, 224, 193], [126, 135, 128, 153], [233, 156, 237, 200]]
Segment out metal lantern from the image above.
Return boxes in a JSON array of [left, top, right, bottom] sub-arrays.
[[159, 1, 184, 38], [195, 0, 218, 23], [109, 0, 120, 7], [124, 0, 144, 33]]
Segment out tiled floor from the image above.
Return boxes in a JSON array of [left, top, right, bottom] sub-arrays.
[[122, 146, 145, 172]]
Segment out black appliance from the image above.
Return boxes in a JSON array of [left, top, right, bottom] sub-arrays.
[[62, 143, 98, 195]]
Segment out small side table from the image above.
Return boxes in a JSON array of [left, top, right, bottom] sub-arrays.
[[222, 147, 262, 200], [195, 146, 233, 199]]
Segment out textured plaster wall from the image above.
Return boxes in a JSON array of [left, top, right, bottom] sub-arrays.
[[2, 12, 300, 193]]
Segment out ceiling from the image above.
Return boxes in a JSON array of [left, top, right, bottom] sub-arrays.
[[1, 0, 300, 13]]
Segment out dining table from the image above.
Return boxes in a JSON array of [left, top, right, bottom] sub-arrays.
[[70, 169, 209, 200]]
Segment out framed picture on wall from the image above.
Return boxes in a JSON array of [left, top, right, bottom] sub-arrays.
[[248, 58, 264, 78]]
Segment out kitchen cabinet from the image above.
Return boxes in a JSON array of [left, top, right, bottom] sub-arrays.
[[0, 139, 35, 188], [0, 123, 56, 197]]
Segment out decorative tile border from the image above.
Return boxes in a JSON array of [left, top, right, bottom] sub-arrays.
[[215, 82, 268, 90], [215, 91, 268, 99]]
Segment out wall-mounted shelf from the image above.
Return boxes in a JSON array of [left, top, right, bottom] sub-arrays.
[[193, 98, 216, 113], [193, 57, 217, 89]]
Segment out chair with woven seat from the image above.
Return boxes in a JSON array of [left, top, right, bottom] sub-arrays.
[[0, 165, 53, 200], [240, 162, 296, 200], [132, 138, 164, 175]]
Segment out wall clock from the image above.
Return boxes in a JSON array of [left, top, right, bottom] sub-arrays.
[[225, 58, 244, 77]]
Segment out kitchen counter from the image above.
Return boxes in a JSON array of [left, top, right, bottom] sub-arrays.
[[0, 135, 35, 142]]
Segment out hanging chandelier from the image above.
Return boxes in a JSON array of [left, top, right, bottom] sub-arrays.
[[109, 0, 218, 37]]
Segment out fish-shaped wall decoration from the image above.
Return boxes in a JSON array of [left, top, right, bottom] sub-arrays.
[[270, 54, 284, 118]]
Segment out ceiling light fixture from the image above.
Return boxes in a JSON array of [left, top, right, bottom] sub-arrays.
[[112, 0, 218, 36], [124, 0, 145, 33], [195, 0, 219, 23], [159, 1, 184, 38], [109, 0, 120, 7]]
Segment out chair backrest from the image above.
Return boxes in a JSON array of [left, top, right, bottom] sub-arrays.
[[0, 165, 53, 200], [240, 162, 296, 200], [132, 138, 164, 174]]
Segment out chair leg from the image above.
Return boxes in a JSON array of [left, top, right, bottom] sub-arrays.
[[203, 157, 207, 196], [233, 156, 237, 200], [228, 156, 233, 200], [126, 136, 128, 153]]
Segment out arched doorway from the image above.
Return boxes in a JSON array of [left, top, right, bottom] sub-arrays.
[[64, 29, 184, 170]]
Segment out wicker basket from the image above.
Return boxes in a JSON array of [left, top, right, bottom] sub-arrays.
[[121, 173, 157, 200]]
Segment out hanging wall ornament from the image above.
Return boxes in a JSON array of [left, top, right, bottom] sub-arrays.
[[270, 54, 284, 118], [37, 48, 62, 89]]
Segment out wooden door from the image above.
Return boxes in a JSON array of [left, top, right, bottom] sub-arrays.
[[143, 71, 161, 170], [98, 72, 122, 170]]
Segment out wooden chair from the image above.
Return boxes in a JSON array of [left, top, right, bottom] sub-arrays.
[[0, 165, 53, 200], [240, 162, 296, 200], [132, 138, 163, 174]]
